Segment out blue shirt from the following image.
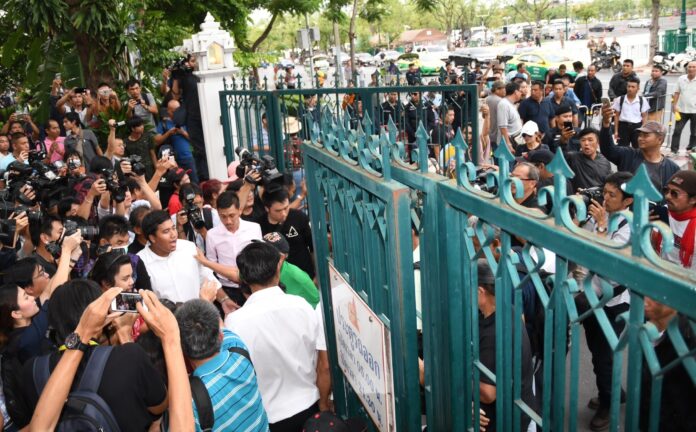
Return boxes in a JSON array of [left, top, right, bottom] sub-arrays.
[[192, 329, 269, 432], [0, 154, 18, 171], [156, 119, 193, 159], [518, 97, 555, 134]]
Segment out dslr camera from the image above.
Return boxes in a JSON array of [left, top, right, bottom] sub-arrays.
[[168, 57, 193, 79], [578, 187, 603, 207], [45, 219, 99, 259], [235, 147, 284, 187], [122, 155, 146, 177], [183, 192, 206, 230], [99, 168, 127, 203]]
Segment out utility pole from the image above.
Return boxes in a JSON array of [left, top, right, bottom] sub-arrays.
[[333, 22, 343, 86], [677, 0, 688, 52], [565, 0, 569, 41], [305, 14, 315, 86]]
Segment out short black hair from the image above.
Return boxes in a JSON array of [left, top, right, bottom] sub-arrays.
[[552, 79, 564, 87], [237, 242, 281, 287], [11, 257, 40, 289], [89, 253, 131, 288], [98, 215, 130, 242], [129, 206, 151, 231], [64, 112, 82, 127], [178, 183, 202, 202], [125, 77, 141, 89], [217, 190, 240, 210], [516, 63, 525, 71], [531, 80, 545, 89], [573, 61, 583, 70], [90, 156, 114, 174], [126, 116, 144, 131], [125, 178, 141, 194], [48, 279, 102, 345], [141, 210, 172, 240], [0, 284, 20, 341], [623, 59, 634, 66], [57, 197, 80, 218], [10, 132, 26, 147], [262, 187, 290, 208], [577, 127, 600, 141], [29, 214, 62, 247], [627, 76, 641, 85], [605, 171, 634, 199], [175, 300, 222, 360], [505, 82, 520, 96]]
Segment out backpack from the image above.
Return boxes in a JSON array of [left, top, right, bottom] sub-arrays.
[[1, 352, 31, 428], [33, 346, 121, 432], [190, 346, 252, 432], [619, 94, 644, 113]]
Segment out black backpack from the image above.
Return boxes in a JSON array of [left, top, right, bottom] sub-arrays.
[[190, 346, 252, 432], [0, 352, 31, 428], [33, 346, 121, 432]]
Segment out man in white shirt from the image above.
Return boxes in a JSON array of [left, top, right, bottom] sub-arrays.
[[670, 60, 696, 154], [612, 77, 648, 148], [137, 210, 220, 302], [578, 171, 634, 430], [203, 190, 262, 307], [225, 242, 331, 430]]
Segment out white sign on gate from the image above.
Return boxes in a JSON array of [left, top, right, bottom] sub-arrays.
[[329, 264, 395, 432]]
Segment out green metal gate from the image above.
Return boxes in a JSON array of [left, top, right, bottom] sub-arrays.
[[220, 81, 696, 432]]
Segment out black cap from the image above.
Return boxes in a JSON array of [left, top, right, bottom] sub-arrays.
[[555, 104, 572, 116], [257, 232, 290, 255]]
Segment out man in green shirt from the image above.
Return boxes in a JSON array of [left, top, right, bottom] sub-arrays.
[[261, 232, 319, 308]]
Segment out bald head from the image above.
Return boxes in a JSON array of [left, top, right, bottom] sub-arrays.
[[167, 99, 181, 116]]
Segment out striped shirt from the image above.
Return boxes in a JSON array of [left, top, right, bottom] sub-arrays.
[[192, 329, 269, 432]]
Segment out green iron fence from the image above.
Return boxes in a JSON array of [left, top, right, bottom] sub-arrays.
[[220, 82, 696, 431]]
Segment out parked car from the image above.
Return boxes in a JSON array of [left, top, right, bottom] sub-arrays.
[[305, 54, 330, 71], [451, 47, 498, 65], [589, 23, 615, 32], [373, 50, 401, 65], [470, 31, 494, 45], [628, 18, 652, 28], [504, 51, 577, 81], [355, 52, 374, 65]]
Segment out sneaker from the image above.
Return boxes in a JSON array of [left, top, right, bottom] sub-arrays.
[[590, 407, 610, 431]]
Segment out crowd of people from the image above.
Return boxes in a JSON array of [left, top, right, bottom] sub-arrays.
[[0, 46, 694, 432]]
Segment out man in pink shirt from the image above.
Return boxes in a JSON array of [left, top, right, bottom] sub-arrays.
[[199, 190, 262, 308]]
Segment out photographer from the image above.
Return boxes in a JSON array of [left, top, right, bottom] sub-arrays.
[[0, 132, 29, 171], [91, 82, 121, 127], [578, 171, 634, 430], [124, 116, 156, 179], [171, 54, 209, 181], [154, 99, 198, 183], [63, 112, 102, 172], [28, 215, 64, 278], [125, 78, 158, 128], [0, 114, 39, 141], [94, 214, 152, 291], [0, 211, 30, 281], [55, 87, 92, 125], [19, 280, 168, 431], [106, 119, 127, 165], [0, 231, 82, 364], [74, 157, 126, 222], [543, 105, 580, 153], [175, 183, 220, 251]]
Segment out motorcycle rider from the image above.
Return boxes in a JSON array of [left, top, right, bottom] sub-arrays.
[[643, 66, 668, 122]]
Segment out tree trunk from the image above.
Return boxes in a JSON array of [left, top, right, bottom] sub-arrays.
[[649, 0, 660, 62], [73, 33, 114, 90], [349, 0, 360, 85], [251, 13, 279, 52]]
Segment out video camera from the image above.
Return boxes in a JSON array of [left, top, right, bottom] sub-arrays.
[[3, 142, 68, 207], [472, 167, 498, 194], [168, 57, 193, 79], [234, 147, 284, 188]]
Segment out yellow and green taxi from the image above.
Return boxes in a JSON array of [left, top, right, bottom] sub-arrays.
[[504, 51, 577, 81], [396, 53, 445, 76]]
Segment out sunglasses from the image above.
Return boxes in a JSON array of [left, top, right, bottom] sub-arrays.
[[663, 187, 684, 199]]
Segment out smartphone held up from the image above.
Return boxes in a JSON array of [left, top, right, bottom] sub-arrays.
[[111, 292, 147, 313]]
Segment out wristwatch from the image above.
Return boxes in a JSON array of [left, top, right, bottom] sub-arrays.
[[64, 332, 90, 352]]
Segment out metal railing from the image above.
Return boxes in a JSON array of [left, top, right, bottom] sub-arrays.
[[301, 99, 696, 432]]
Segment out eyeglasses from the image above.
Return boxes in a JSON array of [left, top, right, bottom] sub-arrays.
[[663, 187, 685, 199]]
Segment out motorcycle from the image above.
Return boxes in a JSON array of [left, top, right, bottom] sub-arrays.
[[591, 49, 622, 73], [654, 51, 679, 74], [569, 31, 586, 40]]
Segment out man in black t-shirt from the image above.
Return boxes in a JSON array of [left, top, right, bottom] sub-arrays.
[[19, 279, 167, 431], [259, 187, 315, 279], [476, 260, 537, 431]]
